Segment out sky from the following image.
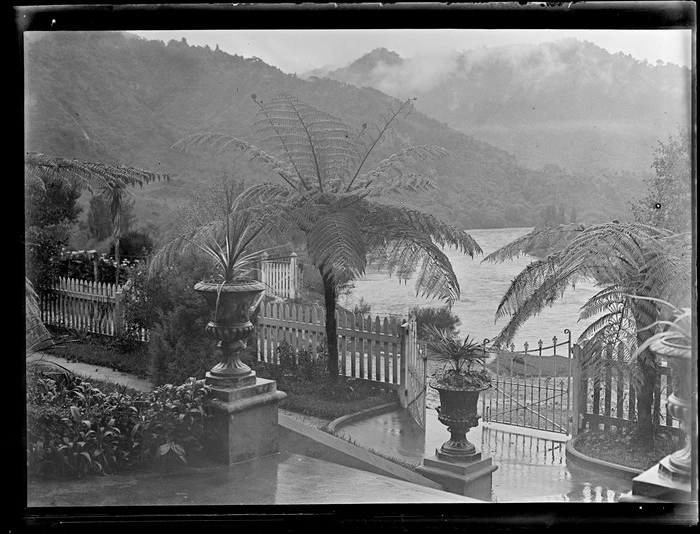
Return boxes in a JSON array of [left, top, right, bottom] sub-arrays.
[[128, 29, 694, 75]]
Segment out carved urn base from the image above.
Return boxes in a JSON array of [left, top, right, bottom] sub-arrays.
[[194, 280, 265, 389], [433, 385, 486, 462]]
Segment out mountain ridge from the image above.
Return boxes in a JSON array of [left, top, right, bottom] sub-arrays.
[[24, 32, 649, 242]]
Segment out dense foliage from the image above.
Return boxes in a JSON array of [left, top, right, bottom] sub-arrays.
[[25, 178, 82, 296], [27, 366, 211, 479], [411, 305, 462, 341], [631, 128, 692, 234]]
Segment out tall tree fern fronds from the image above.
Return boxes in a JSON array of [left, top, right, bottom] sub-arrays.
[[578, 285, 628, 322], [253, 93, 361, 190], [25, 152, 168, 193], [491, 262, 586, 347], [348, 98, 417, 189], [171, 133, 303, 190], [307, 210, 367, 283], [362, 203, 482, 257], [364, 223, 461, 302], [482, 223, 587, 263], [351, 145, 453, 193], [493, 252, 589, 320]]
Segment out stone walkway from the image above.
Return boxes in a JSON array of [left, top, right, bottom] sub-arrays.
[[334, 408, 634, 502]]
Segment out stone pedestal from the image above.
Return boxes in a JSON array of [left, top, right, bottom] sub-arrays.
[[416, 451, 497, 501], [619, 459, 692, 503], [205, 377, 287, 465]]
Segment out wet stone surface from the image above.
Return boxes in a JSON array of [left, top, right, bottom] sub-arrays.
[[336, 408, 633, 502]]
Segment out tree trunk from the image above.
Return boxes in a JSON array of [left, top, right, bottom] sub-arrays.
[[634, 353, 657, 447], [114, 236, 120, 286], [632, 298, 658, 449], [321, 271, 339, 383]]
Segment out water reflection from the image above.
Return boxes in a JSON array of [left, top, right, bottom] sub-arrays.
[[337, 408, 631, 503], [479, 425, 629, 502]]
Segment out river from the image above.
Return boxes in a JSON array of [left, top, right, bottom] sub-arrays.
[[339, 227, 601, 350]]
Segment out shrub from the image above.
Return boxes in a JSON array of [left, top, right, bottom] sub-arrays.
[[148, 303, 218, 386], [26, 366, 211, 480], [411, 305, 462, 342]]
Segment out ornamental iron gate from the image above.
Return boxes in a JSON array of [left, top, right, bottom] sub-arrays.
[[482, 330, 573, 435]]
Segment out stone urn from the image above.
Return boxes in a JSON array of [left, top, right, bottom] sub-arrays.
[[649, 335, 692, 483], [194, 280, 265, 388], [431, 383, 489, 461]]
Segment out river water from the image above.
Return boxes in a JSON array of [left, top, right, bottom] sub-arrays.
[[340, 226, 601, 350]]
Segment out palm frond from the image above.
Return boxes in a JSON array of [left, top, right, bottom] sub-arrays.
[[25, 152, 168, 193]]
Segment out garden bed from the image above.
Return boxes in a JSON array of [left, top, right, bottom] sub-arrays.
[[573, 426, 681, 472]]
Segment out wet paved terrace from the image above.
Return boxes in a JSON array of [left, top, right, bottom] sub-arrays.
[[334, 408, 633, 502]]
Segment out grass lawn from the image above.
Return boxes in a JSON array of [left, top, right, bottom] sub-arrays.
[[45, 335, 151, 378]]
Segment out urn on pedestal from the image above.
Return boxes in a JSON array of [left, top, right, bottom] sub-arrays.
[[425, 325, 492, 461], [194, 280, 265, 388]]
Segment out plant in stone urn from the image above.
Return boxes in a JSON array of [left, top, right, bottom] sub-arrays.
[[632, 296, 693, 485], [426, 325, 492, 461], [150, 172, 287, 388]]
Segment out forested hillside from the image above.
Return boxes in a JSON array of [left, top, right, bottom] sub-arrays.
[[25, 32, 648, 243], [312, 40, 691, 174]]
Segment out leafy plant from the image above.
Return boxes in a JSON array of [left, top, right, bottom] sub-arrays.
[[425, 325, 491, 390], [26, 366, 211, 479], [149, 170, 285, 285], [171, 93, 482, 383]]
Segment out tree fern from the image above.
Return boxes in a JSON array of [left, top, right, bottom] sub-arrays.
[[485, 220, 692, 443], [170, 93, 479, 382]]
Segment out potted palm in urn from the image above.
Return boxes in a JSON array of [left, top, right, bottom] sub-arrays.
[[150, 174, 285, 388], [426, 325, 492, 461], [633, 297, 693, 485]]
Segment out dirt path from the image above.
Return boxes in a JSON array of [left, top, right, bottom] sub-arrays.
[[27, 352, 153, 392]]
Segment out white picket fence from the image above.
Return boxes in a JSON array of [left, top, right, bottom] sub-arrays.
[[256, 301, 405, 386], [259, 252, 302, 300], [40, 277, 124, 337]]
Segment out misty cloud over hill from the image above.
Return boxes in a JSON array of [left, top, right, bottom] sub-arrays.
[[305, 39, 691, 173]]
